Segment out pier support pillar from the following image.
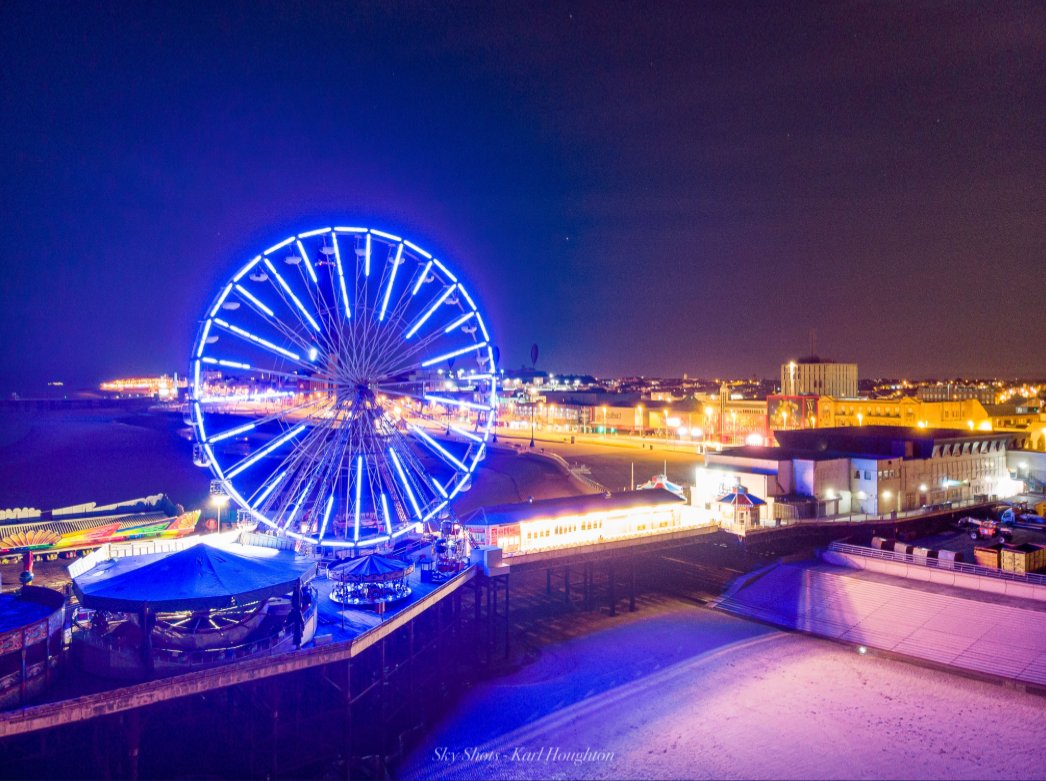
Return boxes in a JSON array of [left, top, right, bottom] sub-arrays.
[[608, 564, 616, 617], [629, 558, 636, 612], [125, 710, 141, 781], [504, 575, 510, 660]]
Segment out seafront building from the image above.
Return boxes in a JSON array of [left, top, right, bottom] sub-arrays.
[[694, 426, 1020, 523], [781, 357, 858, 398]]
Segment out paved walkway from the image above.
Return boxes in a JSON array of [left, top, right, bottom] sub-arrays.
[[715, 560, 1046, 686]]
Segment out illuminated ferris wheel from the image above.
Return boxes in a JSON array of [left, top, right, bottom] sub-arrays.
[[188, 225, 497, 548]]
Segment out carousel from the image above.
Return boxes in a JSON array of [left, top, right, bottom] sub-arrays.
[[72, 542, 317, 679], [328, 553, 415, 606]]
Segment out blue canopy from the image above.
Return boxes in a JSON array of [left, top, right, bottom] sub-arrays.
[[73, 542, 315, 612], [328, 554, 414, 583], [715, 488, 767, 506]]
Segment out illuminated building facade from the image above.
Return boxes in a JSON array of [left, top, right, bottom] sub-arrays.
[[695, 426, 1018, 523], [816, 396, 1043, 437], [462, 488, 692, 556], [99, 375, 186, 400], [781, 358, 858, 398], [917, 382, 995, 405]]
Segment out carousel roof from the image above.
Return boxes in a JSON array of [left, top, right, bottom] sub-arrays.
[[328, 553, 414, 583], [715, 488, 767, 506], [73, 542, 316, 612]]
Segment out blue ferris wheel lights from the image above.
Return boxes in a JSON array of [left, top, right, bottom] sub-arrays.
[[411, 261, 433, 296], [263, 258, 320, 332], [234, 284, 275, 317], [412, 426, 468, 472], [208, 420, 257, 444], [252, 471, 287, 508], [403, 239, 432, 259], [263, 237, 295, 256], [443, 311, 476, 334], [405, 284, 456, 338], [450, 425, 483, 443], [381, 493, 392, 535], [226, 424, 305, 479], [332, 232, 352, 319], [318, 494, 335, 542], [295, 240, 319, 284], [378, 243, 404, 322], [389, 447, 422, 519], [353, 455, 364, 542], [421, 342, 486, 368], [232, 255, 261, 283]]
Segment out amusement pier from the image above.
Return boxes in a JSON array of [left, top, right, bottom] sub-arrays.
[[2, 226, 1046, 779]]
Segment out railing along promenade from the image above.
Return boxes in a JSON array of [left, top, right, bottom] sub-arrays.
[[826, 540, 1046, 587]]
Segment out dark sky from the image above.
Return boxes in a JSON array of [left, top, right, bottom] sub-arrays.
[[1, 1, 1043, 392]]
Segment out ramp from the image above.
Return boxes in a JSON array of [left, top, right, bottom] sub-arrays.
[[715, 560, 1046, 687]]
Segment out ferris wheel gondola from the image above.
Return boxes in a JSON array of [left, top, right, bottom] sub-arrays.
[[188, 226, 497, 548]]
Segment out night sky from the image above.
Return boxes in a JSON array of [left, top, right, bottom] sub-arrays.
[[1, 2, 1043, 393]]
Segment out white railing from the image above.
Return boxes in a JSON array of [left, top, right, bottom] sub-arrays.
[[67, 532, 239, 578], [826, 541, 1046, 587], [540, 451, 609, 493]]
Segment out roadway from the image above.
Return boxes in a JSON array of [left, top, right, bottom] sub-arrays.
[[493, 431, 704, 493]]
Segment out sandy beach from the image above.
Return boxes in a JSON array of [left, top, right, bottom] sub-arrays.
[[401, 600, 1046, 780]]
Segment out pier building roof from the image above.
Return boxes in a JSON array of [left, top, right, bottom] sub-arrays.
[[461, 488, 684, 527]]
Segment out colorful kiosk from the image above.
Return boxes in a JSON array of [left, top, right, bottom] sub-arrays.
[[72, 542, 316, 679], [0, 586, 65, 709], [716, 486, 767, 528]]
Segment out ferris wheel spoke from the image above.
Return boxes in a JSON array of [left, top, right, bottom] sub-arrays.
[[290, 243, 341, 346], [201, 396, 334, 440], [371, 325, 458, 379], [377, 243, 405, 322], [262, 258, 321, 333], [410, 426, 469, 473], [229, 301, 321, 364], [260, 259, 343, 363], [390, 428, 446, 518], [263, 425, 342, 529], [224, 423, 308, 479], [209, 317, 313, 371]]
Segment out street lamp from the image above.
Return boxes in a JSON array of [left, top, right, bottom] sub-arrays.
[[211, 494, 230, 533], [602, 405, 607, 438]]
